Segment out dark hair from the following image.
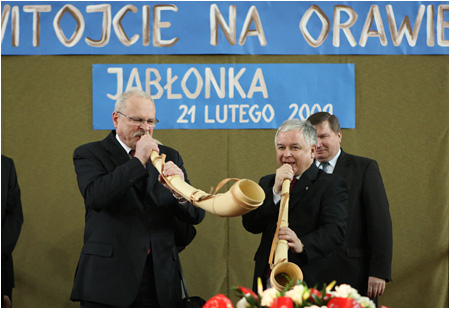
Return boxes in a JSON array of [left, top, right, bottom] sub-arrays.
[[307, 112, 341, 133]]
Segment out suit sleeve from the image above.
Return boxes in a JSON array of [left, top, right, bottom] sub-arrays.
[[363, 160, 393, 281], [1, 157, 24, 296], [242, 176, 279, 234], [73, 145, 148, 211], [167, 149, 205, 225]]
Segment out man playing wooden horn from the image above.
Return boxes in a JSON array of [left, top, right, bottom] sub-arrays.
[[243, 119, 348, 291], [70, 90, 205, 307]]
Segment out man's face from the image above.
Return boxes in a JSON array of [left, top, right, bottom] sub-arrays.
[[112, 95, 156, 149], [314, 121, 342, 163], [276, 129, 316, 176]]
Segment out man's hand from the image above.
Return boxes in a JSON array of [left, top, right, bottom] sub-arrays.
[[367, 276, 386, 299], [3, 295, 11, 308], [158, 161, 186, 201], [134, 133, 159, 166], [274, 164, 294, 195], [278, 227, 304, 253]]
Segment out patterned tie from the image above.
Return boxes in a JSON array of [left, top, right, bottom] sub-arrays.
[[320, 162, 330, 173], [130, 150, 135, 157]]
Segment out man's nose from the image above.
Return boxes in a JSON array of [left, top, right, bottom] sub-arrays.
[[140, 121, 152, 131], [283, 149, 292, 157]]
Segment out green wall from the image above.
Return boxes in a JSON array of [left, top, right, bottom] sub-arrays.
[[1, 54, 448, 307]]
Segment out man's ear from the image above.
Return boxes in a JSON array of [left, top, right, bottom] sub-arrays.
[[337, 131, 342, 143], [310, 144, 317, 158], [112, 111, 119, 128]]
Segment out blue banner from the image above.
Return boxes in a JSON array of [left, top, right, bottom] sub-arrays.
[[1, 1, 448, 55], [92, 63, 355, 130]]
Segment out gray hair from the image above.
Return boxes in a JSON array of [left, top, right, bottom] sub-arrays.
[[274, 119, 317, 147], [114, 90, 154, 112]]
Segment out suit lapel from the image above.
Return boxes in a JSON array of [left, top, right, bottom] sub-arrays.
[[105, 131, 149, 192], [104, 131, 131, 167], [289, 164, 318, 210], [144, 147, 170, 200], [145, 163, 158, 195], [333, 149, 350, 179]]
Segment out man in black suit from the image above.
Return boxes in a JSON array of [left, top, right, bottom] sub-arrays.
[[243, 119, 348, 291], [1, 155, 24, 308], [70, 90, 205, 307], [307, 112, 392, 302]]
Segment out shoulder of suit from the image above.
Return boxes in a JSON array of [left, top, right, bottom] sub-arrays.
[[159, 144, 180, 156], [1, 155, 12, 165], [75, 139, 106, 152], [341, 150, 377, 166], [259, 174, 275, 186]]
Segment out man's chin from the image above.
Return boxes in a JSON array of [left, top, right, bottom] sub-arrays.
[[316, 155, 328, 162]]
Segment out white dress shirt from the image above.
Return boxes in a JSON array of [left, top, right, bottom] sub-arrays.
[[316, 149, 341, 174]]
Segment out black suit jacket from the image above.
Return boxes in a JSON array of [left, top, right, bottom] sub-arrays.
[[1, 155, 24, 299], [333, 149, 393, 296], [243, 163, 348, 290], [70, 131, 205, 307]]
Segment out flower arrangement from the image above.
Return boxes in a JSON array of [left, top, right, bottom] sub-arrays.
[[203, 279, 377, 308]]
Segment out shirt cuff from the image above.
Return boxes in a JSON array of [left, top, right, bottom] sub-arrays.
[[272, 187, 281, 204]]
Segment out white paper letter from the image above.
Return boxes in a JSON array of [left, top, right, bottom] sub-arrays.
[[85, 4, 111, 47], [23, 5, 51, 47], [210, 4, 236, 46]]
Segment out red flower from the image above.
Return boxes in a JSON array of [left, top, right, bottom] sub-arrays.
[[236, 286, 258, 300], [324, 292, 333, 301], [309, 288, 322, 302], [203, 294, 233, 308], [270, 297, 294, 308], [327, 297, 362, 308]]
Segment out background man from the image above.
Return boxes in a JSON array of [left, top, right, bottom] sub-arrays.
[[307, 112, 393, 303], [243, 119, 348, 291], [2, 155, 24, 308], [70, 90, 205, 307]]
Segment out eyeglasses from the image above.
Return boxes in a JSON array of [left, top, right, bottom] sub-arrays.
[[117, 111, 159, 127]]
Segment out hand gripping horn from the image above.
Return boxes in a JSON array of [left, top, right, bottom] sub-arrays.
[[268, 179, 303, 291], [150, 151, 265, 217]]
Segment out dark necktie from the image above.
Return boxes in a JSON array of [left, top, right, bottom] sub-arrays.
[[130, 150, 136, 157], [290, 177, 298, 192]]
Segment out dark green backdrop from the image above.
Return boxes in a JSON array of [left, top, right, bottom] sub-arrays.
[[1, 54, 448, 307]]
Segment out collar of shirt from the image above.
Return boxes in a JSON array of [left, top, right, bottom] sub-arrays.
[[115, 133, 132, 155], [315, 148, 341, 173]]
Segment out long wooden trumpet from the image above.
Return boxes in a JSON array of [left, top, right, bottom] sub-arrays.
[[269, 178, 303, 291], [150, 150, 265, 217]]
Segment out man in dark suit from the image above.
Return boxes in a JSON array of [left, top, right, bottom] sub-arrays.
[[70, 90, 205, 307], [243, 119, 348, 291], [1, 155, 24, 308], [307, 112, 393, 302]]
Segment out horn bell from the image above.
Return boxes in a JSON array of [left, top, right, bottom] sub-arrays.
[[270, 261, 303, 291]]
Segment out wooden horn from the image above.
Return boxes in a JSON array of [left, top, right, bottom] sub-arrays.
[[150, 150, 265, 217], [269, 179, 303, 291]]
